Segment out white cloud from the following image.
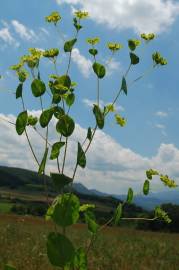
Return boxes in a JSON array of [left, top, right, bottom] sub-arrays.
[[0, 112, 178, 194], [0, 27, 19, 47], [12, 20, 36, 41], [56, 0, 179, 33], [155, 124, 165, 129], [83, 98, 125, 112], [156, 111, 168, 117], [105, 58, 121, 76], [71, 48, 92, 78]]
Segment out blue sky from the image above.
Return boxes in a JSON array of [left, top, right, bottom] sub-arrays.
[[0, 0, 179, 194]]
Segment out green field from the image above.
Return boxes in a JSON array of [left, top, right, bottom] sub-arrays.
[[0, 202, 13, 213], [1, 214, 179, 270]]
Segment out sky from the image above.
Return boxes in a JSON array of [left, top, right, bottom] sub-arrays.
[[0, 0, 179, 195]]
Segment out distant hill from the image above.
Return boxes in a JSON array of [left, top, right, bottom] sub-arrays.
[[0, 165, 178, 211]]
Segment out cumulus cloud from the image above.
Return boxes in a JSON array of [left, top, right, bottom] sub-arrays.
[[12, 20, 36, 41], [0, 112, 178, 194], [71, 48, 92, 78], [56, 0, 179, 33], [0, 27, 19, 47]]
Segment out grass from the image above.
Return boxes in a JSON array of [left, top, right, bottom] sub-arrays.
[[0, 214, 179, 270], [0, 202, 13, 213]]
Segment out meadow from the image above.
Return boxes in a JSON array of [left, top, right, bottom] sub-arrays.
[[1, 214, 179, 270]]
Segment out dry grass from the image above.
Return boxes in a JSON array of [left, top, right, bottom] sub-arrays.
[[0, 214, 179, 270]]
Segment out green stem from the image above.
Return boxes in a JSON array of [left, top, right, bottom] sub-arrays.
[[62, 137, 68, 174]]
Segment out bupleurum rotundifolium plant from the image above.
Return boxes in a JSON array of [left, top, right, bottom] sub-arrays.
[[4, 9, 178, 270]]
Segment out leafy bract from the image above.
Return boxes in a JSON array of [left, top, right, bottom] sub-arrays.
[[16, 83, 23, 99], [39, 108, 54, 128], [115, 114, 126, 127], [50, 142, 65, 160], [16, 111, 28, 135], [93, 105, 104, 129], [38, 148, 48, 175], [77, 142, 86, 168], [143, 180, 150, 195], [64, 39, 77, 52], [114, 203, 122, 225], [127, 188, 133, 204]]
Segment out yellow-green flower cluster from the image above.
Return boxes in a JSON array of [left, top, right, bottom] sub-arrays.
[[141, 33, 155, 41], [107, 42, 123, 52], [17, 69, 29, 83], [128, 39, 141, 51], [45, 11, 61, 25], [155, 206, 171, 223], [86, 37, 100, 46], [43, 48, 59, 58], [146, 169, 159, 180], [105, 104, 115, 113], [160, 175, 177, 188], [10, 62, 23, 71], [74, 10, 89, 20], [115, 114, 126, 127], [152, 52, 167, 66]]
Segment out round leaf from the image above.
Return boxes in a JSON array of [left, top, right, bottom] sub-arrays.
[[47, 232, 75, 267], [31, 79, 46, 97], [16, 83, 23, 99], [64, 38, 77, 52], [93, 105, 104, 129], [77, 142, 86, 168], [130, 53, 139, 65], [50, 142, 65, 160], [50, 173, 72, 191], [66, 93, 75, 107], [56, 115, 75, 137]]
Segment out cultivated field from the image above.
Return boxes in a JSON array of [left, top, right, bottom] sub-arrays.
[[0, 214, 179, 270]]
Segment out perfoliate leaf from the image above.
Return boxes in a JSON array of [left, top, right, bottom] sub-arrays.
[[128, 39, 141, 51], [115, 114, 126, 127], [39, 108, 54, 128], [66, 93, 75, 107], [93, 105, 104, 129], [127, 188, 133, 204], [16, 83, 23, 99], [89, 48, 98, 56], [16, 111, 28, 135], [27, 115, 38, 126], [47, 232, 75, 267], [87, 127, 92, 141], [38, 148, 48, 175], [64, 39, 77, 52], [77, 142, 86, 168], [52, 193, 80, 227], [56, 115, 75, 137], [143, 180, 150, 195], [121, 76, 127, 95], [31, 79, 46, 97], [130, 52, 139, 65], [114, 203, 122, 225], [50, 142, 65, 160], [53, 106, 65, 119], [92, 62, 106, 79], [50, 173, 72, 191], [84, 211, 99, 234]]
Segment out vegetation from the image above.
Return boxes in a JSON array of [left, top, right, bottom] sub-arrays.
[[1, 215, 179, 270], [3, 8, 178, 270]]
